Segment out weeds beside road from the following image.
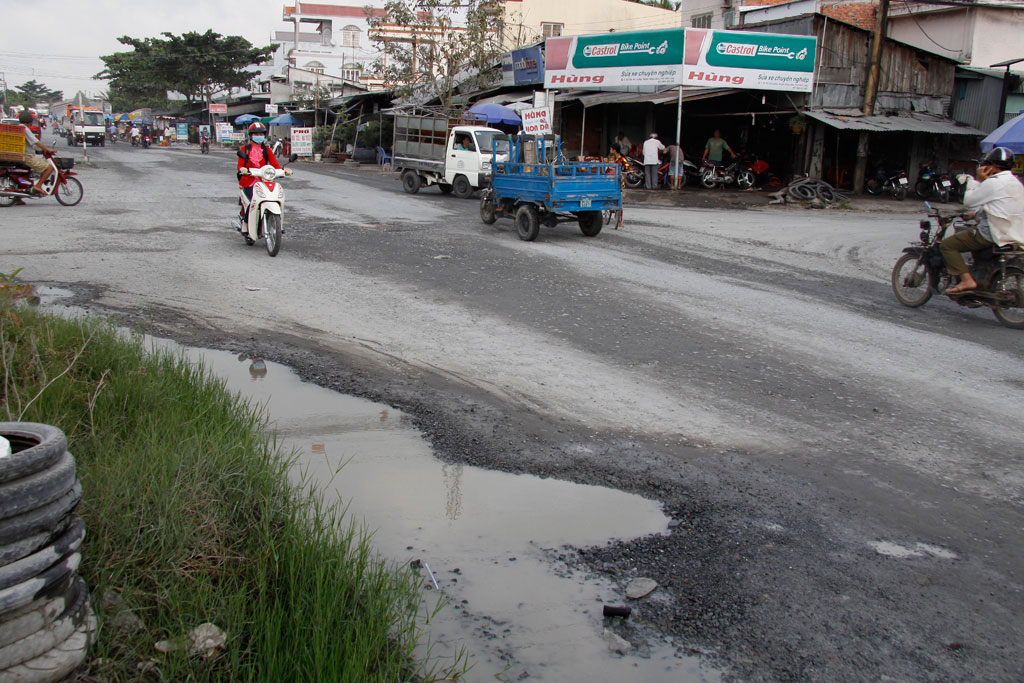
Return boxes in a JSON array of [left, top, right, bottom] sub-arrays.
[[1, 290, 457, 681]]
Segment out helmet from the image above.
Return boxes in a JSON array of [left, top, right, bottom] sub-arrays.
[[248, 122, 267, 136], [981, 146, 1014, 171], [18, 110, 33, 125]]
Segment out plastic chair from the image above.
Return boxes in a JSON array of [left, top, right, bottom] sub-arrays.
[[377, 146, 393, 170]]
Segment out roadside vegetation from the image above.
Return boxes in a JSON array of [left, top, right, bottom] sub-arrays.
[[1, 275, 461, 681]]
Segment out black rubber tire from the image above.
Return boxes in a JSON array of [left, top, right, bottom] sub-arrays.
[[515, 204, 540, 242], [480, 195, 497, 225], [99, 138, 105, 147], [0, 551, 80, 616], [0, 516, 85, 592], [623, 170, 643, 189], [401, 171, 421, 194], [0, 574, 81, 650], [894, 185, 907, 201], [438, 183, 453, 195], [0, 482, 81, 546], [0, 607, 94, 683], [0, 452, 76, 521], [0, 176, 16, 207], [0, 528, 58, 568], [915, 180, 930, 199], [54, 177, 83, 207], [264, 213, 282, 257], [736, 170, 755, 190], [577, 211, 603, 237], [0, 424, 67, 484], [992, 268, 1024, 329], [700, 170, 717, 189], [865, 180, 881, 195], [891, 253, 932, 308], [452, 175, 473, 199], [0, 571, 88, 669]]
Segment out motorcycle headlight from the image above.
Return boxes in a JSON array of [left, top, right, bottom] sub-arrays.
[[261, 166, 277, 181]]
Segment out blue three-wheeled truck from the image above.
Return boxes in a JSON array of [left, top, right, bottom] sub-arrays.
[[479, 135, 622, 241]]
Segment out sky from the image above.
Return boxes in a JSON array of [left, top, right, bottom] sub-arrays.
[[0, 0, 294, 99]]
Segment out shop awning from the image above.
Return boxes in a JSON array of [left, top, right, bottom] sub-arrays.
[[556, 87, 739, 108], [472, 90, 536, 106], [804, 109, 984, 136]]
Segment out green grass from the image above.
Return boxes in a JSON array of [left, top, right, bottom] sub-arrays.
[[1, 295, 463, 681]]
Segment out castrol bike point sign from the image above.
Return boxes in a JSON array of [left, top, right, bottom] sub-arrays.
[[544, 28, 815, 93]]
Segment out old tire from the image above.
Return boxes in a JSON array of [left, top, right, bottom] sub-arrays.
[[0, 574, 82, 650], [0, 609, 94, 683], [0, 483, 81, 547], [0, 571, 88, 669], [401, 171, 421, 194], [480, 195, 497, 225], [0, 452, 76, 521], [515, 204, 540, 242], [452, 175, 473, 199], [0, 424, 67, 485], [891, 253, 932, 308], [0, 516, 84, 592], [577, 211, 603, 237], [0, 551, 80, 616]]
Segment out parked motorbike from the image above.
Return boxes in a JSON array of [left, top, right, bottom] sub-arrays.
[[699, 159, 755, 190], [659, 157, 700, 188], [866, 167, 909, 200], [914, 160, 952, 202], [891, 202, 1024, 328], [237, 153, 298, 257], [0, 151, 83, 207], [622, 156, 645, 189]]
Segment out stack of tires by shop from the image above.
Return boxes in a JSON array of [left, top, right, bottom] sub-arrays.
[[0, 423, 93, 682]]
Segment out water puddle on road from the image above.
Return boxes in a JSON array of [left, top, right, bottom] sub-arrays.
[[187, 349, 717, 682]]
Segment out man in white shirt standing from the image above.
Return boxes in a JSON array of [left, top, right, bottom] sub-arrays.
[[941, 146, 1024, 294], [642, 133, 665, 190]]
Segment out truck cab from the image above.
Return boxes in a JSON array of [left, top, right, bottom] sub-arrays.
[[66, 108, 106, 147], [446, 126, 509, 191]]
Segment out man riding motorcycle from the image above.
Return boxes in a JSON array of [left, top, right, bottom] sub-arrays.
[[236, 122, 282, 230], [14, 110, 57, 196], [940, 147, 1024, 294]]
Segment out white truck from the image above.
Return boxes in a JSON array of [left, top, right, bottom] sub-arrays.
[[54, 104, 106, 146], [392, 115, 509, 198]]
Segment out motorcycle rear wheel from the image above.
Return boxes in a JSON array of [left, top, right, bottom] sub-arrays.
[[0, 176, 16, 207], [263, 213, 282, 257], [891, 253, 932, 307], [915, 180, 931, 199], [623, 170, 643, 189], [54, 178, 83, 207], [700, 170, 717, 189], [736, 170, 755, 190], [992, 268, 1024, 329], [893, 185, 907, 201]]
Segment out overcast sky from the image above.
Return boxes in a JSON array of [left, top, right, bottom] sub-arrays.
[[0, 0, 294, 99]]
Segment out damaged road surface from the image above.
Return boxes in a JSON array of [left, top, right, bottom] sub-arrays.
[[3, 145, 1022, 682]]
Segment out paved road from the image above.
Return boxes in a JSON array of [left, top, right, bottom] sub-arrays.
[[3, 143, 1022, 681]]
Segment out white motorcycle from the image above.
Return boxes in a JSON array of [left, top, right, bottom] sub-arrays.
[[238, 155, 297, 257]]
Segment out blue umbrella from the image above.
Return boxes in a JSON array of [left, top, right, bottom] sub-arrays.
[[234, 113, 260, 125], [466, 102, 521, 126], [981, 112, 1024, 154], [269, 113, 304, 126], [116, 113, 130, 121]]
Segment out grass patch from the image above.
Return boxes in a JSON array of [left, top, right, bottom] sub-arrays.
[[1, 295, 463, 681]]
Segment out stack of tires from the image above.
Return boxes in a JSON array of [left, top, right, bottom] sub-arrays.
[[0, 423, 93, 682]]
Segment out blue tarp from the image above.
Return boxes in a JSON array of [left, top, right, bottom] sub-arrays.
[[269, 113, 304, 126], [981, 112, 1024, 154], [466, 102, 521, 126]]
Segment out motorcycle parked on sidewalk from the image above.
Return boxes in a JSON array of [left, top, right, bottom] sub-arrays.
[[659, 157, 700, 188], [866, 167, 909, 200], [914, 160, 952, 202], [622, 156, 645, 189], [699, 159, 755, 190], [236, 154, 298, 257], [0, 151, 83, 207], [891, 202, 1024, 328]]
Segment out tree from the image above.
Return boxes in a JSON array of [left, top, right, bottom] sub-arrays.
[[11, 80, 63, 107], [367, 0, 505, 110], [96, 31, 277, 111]]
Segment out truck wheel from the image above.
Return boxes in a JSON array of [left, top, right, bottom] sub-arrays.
[[401, 171, 421, 194], [515, 204, 540, 241], [438, 183, 453, 195], [452, 175, 473, 199], [577, 211, 603, 237], [480, 194, 497, 225]]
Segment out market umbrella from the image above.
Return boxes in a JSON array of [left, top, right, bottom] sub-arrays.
[[116, 113, 130, 121], [269, 113, 304, 126], [234, 113, 260, 125], [980, 112, 1024, 154], [466, 102, 521, 126]]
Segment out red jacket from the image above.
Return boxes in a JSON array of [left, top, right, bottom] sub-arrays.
[[236, 142, 281, 188]]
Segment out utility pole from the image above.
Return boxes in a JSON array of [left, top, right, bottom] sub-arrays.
[[853, 0, 889, 194]]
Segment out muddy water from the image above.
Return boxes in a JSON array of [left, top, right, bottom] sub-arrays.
[[33, 288, 716, 682]]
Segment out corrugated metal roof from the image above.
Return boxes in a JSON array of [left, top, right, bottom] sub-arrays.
[[804, 108, 984, 135], [556, 87, 738, 108]]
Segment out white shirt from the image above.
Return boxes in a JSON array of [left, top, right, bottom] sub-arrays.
[[961, 170, 1024, 246], [642, 137, 665, 165]]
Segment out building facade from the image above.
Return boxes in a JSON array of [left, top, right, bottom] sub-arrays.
[[498, 0, 681, 48]]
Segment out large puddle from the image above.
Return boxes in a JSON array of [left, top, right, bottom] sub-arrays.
[[37, 290, 717, 681]]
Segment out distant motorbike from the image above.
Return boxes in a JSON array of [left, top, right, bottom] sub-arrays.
[[0, 151, 83, 207], [141, 133, 150, 149], [891, 202, 1024, 328], [699, 159, 755, 190], [200, 135, 210, 154], [866, 167, 909, 200], [914, 160, 952, 202]]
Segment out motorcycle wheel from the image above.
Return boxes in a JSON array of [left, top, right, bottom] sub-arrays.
[[938, 187, 950, 203], [700, 170, 717, 189], [915, 181, 930, 199], [623, 170, 643, 189], [0, 176, 16, 207], [893, 185, 907, 201], [865, 180, 881, 195], [515, 204, 540, 242], [891, 253, 932, 307], [263, 213, 282, 257], [577, 211, 603, 237], [736, 170, 755, 190], [991, 268, 1024, 329], [54, 178, 83, 207], [479, 192, 497, 225]]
